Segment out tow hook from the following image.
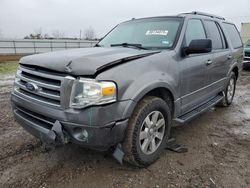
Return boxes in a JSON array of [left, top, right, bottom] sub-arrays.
[[40, 120, 70, 146]]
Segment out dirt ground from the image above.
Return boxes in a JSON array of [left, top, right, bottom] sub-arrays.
[[0, 70, 250, 188], [0, 55, 26, 63]]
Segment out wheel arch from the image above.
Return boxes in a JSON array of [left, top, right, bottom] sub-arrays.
[[232, 66, 239, 80], [122, 84, 177, 119], [228, 63, 239, 80]]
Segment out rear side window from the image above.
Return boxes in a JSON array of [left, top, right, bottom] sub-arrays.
[[217, 24, 228, 48], [223, 23, 243, 49], [204, 20, 223, 50], [185, 19, 206, 46]]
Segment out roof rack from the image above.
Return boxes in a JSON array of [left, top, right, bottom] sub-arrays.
[[181, 11, 225, 20]]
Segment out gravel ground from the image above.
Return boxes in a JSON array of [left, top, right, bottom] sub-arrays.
[[0, 70, 250, 188]]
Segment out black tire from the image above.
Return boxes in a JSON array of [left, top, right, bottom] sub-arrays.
[[122, 96, 171, 167], [218, 72, 236, 107]]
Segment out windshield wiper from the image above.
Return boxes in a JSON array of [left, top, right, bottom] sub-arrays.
[[94, 43, 103, 47], [110, 43, 148, 50]]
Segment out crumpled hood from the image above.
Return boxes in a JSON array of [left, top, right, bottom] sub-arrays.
[[20, 47, 160, 76]]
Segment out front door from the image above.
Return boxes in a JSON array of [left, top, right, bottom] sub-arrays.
[[180, 19, 212, 114]]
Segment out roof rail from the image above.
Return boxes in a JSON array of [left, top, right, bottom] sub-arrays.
[[182, 11, 225, 20]]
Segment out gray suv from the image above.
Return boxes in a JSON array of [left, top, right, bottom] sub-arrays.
[[11, 12, 243, 166]]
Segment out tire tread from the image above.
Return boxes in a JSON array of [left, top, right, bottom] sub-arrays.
[[123, 96, 170, 167]]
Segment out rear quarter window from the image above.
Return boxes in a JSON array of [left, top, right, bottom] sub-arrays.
[[223, 23, 243, 49]]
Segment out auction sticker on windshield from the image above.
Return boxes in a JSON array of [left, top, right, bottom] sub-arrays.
[[145, 30, 168, 36]]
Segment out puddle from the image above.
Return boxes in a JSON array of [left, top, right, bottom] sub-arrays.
[[0, 74, 15, 87], [243, 106, 250, 119], [231, 124, 250, 137], [229, 106, 250, 137]]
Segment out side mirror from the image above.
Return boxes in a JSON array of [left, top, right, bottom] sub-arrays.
[[183, 39, 212, 56]]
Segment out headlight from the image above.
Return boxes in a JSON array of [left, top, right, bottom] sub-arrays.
[[70, 78, 117, 108]]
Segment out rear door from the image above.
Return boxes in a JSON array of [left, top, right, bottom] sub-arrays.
[[203, 20, 231, 97], [222, 23, 244, 70], [180, 19, 212, 114]]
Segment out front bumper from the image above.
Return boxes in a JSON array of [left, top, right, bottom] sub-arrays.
[[11, 92, 133, 150]]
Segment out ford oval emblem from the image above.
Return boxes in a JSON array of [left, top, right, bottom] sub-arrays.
[[25, 82, 39, 92]]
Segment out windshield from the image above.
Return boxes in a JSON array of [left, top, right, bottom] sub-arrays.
[[245, 39, 250, 47], [99, 17, 183, 50]]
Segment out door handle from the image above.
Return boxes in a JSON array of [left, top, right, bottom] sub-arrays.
[[206, 60, 213, 66], [227, 55, 233, 59]]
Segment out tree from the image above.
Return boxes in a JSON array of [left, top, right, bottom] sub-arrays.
[[34, 27, 42, 35], [51, 30, 65, 39], [84, 26, 96, 40], [24, 27, 44, 39], [34, 27, 43, 39], [43, 33, 50, 39]]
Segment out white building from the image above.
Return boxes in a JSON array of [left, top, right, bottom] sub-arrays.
[[241, 23, 250, 44]]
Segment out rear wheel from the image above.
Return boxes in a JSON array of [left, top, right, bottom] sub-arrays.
[[123, 96, 171, 167], [218, 72, 236, 107]]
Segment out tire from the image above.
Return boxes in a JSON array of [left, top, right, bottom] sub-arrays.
[[122, 96, 171, 167], [218, 72, 236, 107]]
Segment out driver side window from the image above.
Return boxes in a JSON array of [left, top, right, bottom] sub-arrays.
[[185, 19, 206, 46]]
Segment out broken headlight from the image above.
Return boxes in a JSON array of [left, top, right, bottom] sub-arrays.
[[70, 78, 117, 108]]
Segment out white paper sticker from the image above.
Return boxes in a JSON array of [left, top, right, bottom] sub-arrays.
[[145, 30, 168, 36], [162, 40, 170, 45]]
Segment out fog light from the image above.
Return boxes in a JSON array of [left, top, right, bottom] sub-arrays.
[[81, 129, 89, 142], [73, 128, 89, 142]]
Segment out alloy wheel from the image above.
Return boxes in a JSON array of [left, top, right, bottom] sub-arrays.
[[139, 111, 165, 155]]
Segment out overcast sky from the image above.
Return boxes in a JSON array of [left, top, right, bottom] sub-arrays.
[[0, 0, 250, 39]]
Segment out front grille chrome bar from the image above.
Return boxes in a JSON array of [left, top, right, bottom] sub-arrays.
[[14, 66, 75, 109]]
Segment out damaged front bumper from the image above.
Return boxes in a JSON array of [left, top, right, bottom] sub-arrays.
[[11, 92, 132, 151]]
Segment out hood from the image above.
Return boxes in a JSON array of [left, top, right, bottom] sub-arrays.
[[20, 47, 160, 76]]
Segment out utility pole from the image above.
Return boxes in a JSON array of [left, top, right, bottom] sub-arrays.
[[79, 30, 82, 40]]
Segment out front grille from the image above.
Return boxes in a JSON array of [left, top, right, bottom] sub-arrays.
[[14, 65, 75, 108]]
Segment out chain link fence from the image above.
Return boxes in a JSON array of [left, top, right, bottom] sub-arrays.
[[0, 39, 98, 55]]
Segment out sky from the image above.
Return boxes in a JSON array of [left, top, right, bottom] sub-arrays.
[[0, 0, 250, 39]]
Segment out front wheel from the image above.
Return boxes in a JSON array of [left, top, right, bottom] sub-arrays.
[[122, 96, 171, 167]]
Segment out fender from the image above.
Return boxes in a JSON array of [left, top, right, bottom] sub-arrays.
[[120, 71, 178, 119], [227, 61, 240, 78], [221, 61, 241, 92]]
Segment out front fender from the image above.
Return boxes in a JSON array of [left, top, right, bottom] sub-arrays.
[[120, 71, 177, 102], [119, 71, 178, 119]]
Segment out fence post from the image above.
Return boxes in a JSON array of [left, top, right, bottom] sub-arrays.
[[50, 41, 53, 52], [33, 41, 36, 53], [13, 40, 17, 54]]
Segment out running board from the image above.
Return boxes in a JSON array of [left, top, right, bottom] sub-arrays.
[[174, 95, 224, 124]]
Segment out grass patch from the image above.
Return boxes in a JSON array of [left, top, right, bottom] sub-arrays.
[[0, 61, 19, 74]]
